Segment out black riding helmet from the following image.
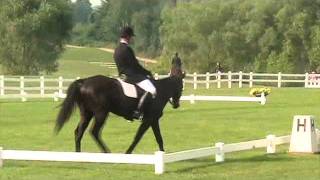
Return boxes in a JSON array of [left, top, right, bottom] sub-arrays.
[[120, 26, 135, 38]]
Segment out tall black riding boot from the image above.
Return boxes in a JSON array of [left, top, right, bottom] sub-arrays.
[[132, 92, 149, 120]]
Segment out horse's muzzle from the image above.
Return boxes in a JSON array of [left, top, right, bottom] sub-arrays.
[[172, 103, 180, 109], [169, 98, 180, 109]]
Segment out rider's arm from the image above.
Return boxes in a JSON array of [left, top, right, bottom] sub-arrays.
[[128, 48, 152, 77]]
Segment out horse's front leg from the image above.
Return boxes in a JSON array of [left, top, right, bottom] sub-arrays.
[[151, 121, 164, 152], [125, 121, 150, 154]]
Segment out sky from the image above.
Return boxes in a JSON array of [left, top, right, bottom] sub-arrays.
[[71, 0, 102, 7]]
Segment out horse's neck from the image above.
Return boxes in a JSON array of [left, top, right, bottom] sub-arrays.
[[154, 77, 174, 99]]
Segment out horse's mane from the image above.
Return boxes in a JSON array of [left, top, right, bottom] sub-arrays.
[[154, 76, 175, 89]]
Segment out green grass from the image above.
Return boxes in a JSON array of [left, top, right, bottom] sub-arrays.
[[51, 47, 117, 78], [60, 47, 113, 62], [0, 47, 117, 77], [1, 46, 157, 77], [0, 87, 319, 179]]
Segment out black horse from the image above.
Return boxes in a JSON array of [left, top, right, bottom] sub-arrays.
[[55, 72, 184, 154]]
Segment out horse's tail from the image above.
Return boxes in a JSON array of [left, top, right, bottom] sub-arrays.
[[55, 79, 84, 134]]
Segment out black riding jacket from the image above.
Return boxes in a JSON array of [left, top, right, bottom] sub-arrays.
[[171, 56, 182, 68], [114, 42, 152, 83]]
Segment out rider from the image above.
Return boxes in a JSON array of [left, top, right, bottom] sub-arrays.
[[170, 52, 182, 76], [113, 26, 156, 120], [171, 52, 182, 69]]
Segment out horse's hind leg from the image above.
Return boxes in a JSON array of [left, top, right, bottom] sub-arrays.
[[75, 109, 93, 152], [91, 112, 111, 153]]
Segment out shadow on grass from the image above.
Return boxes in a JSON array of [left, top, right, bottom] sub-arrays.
[[3, 160, 154, 173], [4, 161, 88, 170], [168, 152, 293, 174], [165, 105, 260, 115]]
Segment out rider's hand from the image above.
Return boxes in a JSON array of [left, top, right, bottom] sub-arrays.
[[147, 74, 154, 80], [147, 71, 154, 79]]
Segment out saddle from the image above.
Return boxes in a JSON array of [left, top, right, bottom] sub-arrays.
[[117, 78, 138, 98]]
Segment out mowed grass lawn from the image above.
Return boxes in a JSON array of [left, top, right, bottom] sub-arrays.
[[0, 87, 319, 180], [52, 47, 117, 78], [0, 47, 116, 77], [1, 46, 156, 77]]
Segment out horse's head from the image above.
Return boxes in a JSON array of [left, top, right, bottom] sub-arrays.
[[169, 71, 185, 109]]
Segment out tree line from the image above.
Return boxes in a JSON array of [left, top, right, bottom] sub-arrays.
[[0, 0, 319, 75], [160, 0, 320, 74]]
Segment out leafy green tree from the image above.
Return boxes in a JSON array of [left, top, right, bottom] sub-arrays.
[[91, 0, 166, 57], [308, 26, 320, 72], [72, 0, 93, 24], [160, 0, 320, 73], [0, 0, 73, 75]]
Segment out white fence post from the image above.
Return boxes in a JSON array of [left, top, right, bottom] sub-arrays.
[[206, 72, 210, 89], [304, 73, 309, 87], [182, 79, 185, 90], [40, 76, 44, 96], [0, 147, 3, 167], [190, 94, 195, 104], [193, 72, 197, 90], [277, 72, 282, 88], [215, 142, 224, 162], [154, 151, 165, 174], [0, 75, 4, 96], [249, 72, 253, 88], [217, 72, 221, 88], [266, 135, 276, 154], [20, 76, 24, 95], [260, 92, 266, 105], [58, 76, 63, 95], [228, 71, 232, 88], [54, 92, 59, 102], [20, 76, 26, 102], [239, 71, 243, 88]]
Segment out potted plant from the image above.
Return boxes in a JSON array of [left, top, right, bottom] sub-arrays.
[[249, 87, 271, 97]]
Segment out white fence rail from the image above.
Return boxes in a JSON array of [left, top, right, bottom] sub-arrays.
[[177, 71, 315, 89], [181, 93, 266, 105], [0, 72, 317, 101], [0, 76, 78, 101], [0, 134, 292, 174]]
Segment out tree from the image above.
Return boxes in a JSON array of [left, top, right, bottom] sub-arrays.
[[308, 26, 320, 72], [0, 0, 73, 75], [91, 0, 165, 57], [72, 0, 92, 24], [160, 0, 320, 73]]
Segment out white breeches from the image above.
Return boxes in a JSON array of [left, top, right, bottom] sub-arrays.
[[137, 79, 157, 97]]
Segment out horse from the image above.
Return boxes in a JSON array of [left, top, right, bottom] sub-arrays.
[[55, 72, 185, 154]]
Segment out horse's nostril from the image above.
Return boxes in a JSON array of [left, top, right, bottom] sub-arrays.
[[173, 104, 180, 109]]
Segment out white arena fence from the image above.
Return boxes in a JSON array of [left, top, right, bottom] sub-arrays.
[[0, 72, 318, 101], [173, 71, 319, 89], [181, 93, 266, 105], [0, 134, 292, 174]]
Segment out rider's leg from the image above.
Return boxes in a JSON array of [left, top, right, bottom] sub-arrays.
[[136, 79, 156, 98], [132, 91, 149, 120], [132, 79, 156, 120]]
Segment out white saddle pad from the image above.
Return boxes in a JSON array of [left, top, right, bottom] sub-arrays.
[[117, 79, 138, 98]]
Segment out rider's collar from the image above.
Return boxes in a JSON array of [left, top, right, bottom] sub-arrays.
[[120, 38, 129, 44]]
